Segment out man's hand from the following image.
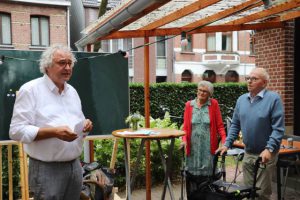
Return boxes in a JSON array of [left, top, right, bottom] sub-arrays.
[[55, 126, 78, 142], [260, 149, 272, 164], [217, 146, 229, 155], [83, 119, 93, 132]]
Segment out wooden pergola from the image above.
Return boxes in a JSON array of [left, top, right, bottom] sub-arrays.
[[76, 0, 300, 199], [77, 0, 300, 44]]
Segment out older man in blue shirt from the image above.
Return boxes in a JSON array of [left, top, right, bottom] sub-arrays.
[[219, 67, 285, 200]]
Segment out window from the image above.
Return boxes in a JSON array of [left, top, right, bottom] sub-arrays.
[[222, 32, 232, 51], [31, 16, 49, 46], [181, 70, 192, 82], [202, 70, 216, 83], [156, 36, 166, 69], [206, 33, 216, 52], [123, 38, 133, 69], [181, 34, 192, 52], [0, 13, 11, 45], [101, 40, 110, 52], [111, 39, 119, 52], [129, 77, 134, 83], [250, 31, 255, 55], [102, 39, 124, 53], [156, 76, 167, 83], [250, 38, 255, 55], [101, 39, 134, 69], [225, 70, 239, 82]]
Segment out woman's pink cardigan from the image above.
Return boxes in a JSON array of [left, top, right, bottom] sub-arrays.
[[182, 98, 226, 156]]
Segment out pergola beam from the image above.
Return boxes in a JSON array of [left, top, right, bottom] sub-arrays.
[[100, 22, 284, 40], [83, 0, 300, 47], [139, 0, 221, 30], [225, 0, 300, 25], [268, 10, 300, 22], [183, 0, 263, 29]]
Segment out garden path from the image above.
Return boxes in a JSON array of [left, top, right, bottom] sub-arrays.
[[114, 166, 299, 200]]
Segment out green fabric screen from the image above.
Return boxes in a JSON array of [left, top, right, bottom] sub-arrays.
[[0, 50, 129, 140]]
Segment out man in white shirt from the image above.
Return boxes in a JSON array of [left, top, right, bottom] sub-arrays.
[[9, 44, 93, 200]]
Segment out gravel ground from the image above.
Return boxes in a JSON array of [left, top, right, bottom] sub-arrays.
[[114, 166, 300, 200]]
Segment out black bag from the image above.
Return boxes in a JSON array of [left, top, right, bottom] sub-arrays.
[[81, 162, 115, 200]]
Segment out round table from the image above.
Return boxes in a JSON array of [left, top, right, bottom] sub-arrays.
[[112, 128, 185, 200]]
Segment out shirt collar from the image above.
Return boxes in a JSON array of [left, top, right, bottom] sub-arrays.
[[247, 89, 266, 101], [192, 98, 211, 107], [43, 74, 69, 94], [258, 89, 266, 98]]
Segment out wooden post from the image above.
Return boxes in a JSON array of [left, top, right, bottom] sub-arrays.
[[144, 36, 151, 200], [110, 138, 119, 169], [109, 137, 130, 174], [19, 143, 26, 200], [0, 145, 2, 200], [18, 143, 29, 200], [86, 43, 95, 163], [126, 139, 131, 174], [89, 140, 94, 162], [8, 145, 13, 200], [24, 153, 29, 200]]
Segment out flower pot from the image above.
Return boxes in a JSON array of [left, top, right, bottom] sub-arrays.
[[132, 122, 138, 131]]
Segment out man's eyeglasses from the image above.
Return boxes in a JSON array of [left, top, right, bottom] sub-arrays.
[[55, 60, 73, 68], [197, 89, 210, 94], [245, 76, 259, 82]]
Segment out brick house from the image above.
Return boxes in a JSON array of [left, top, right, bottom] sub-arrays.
[[0, 0, 70, 50], [253, 20, 300, 135], [100, 31, 254, 83], [173, 31, 255, 83], [77, 1, 300, 135]]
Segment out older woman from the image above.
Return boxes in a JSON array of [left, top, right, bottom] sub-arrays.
[[182, 80, 226, 199]]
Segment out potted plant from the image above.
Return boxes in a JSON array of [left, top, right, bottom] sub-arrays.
[[125, 112, 142, 131]]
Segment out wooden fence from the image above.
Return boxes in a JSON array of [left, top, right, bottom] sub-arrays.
[[0, 140, 29, 200]]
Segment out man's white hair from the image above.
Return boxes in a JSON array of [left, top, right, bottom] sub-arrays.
[[39, 44, 76, 74], [198, 80, 214, 96], [253, 68, 270, 81]]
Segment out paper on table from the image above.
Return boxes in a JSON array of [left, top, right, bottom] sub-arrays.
[[117, 129, 159, 136], [74, 120, 88, 137]]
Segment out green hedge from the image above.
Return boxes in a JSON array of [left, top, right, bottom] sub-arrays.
[[130, 82, 247, 124]]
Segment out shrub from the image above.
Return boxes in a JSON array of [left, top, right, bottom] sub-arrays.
[[94, 112, 182, 190]]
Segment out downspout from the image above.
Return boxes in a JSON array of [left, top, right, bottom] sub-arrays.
[[75, 0, 170, 51], [67, 6, 70, 48]]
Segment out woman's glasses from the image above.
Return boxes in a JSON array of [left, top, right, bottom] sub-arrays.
[[197, 89, 209, 94]]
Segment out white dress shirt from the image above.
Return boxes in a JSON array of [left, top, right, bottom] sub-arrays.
[[9, 75, 85, 162]]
